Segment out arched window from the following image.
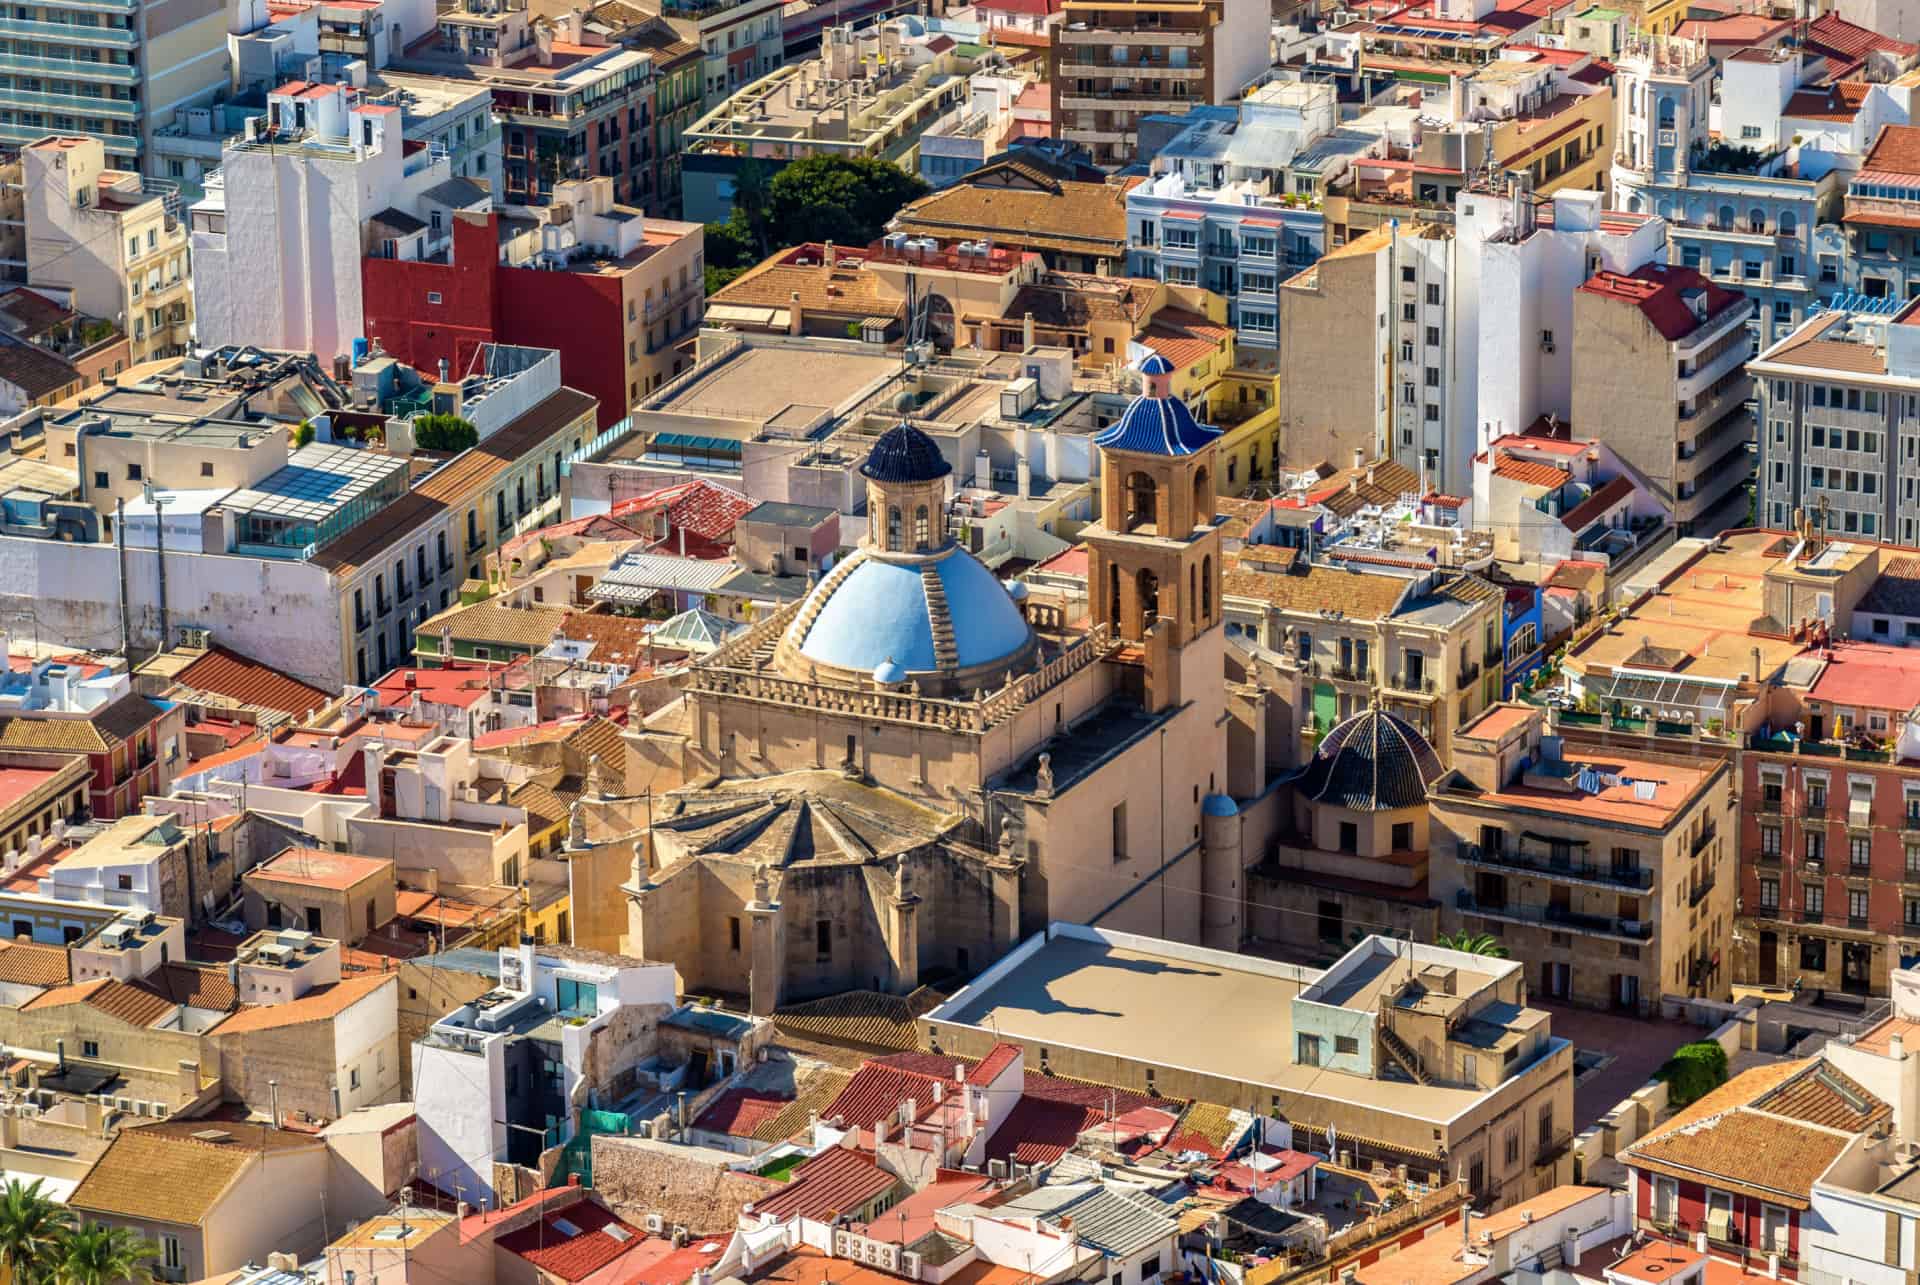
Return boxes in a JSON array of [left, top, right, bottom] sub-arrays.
[[1192, 464, 1210, 524], [887, 506, 902, 549], [1124, 471, 1157, 532], [1202, 554, 1213, 619], [1657, 98, 1676, 129], [1137, 568, 1160, 633], [913, 505, 930, 550], [1717, 204, 1735, 231], [1189, 565, 1197, 625], [1107, 562, 1121, 631], [1627, 193, 1643, 214], [1779, 210, 1798, 237], [1749, 207, 1767, 234]]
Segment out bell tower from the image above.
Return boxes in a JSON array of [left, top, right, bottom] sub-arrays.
[[1085, 355, 1225, 710]]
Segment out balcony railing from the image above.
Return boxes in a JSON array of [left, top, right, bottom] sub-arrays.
[[1457, 842, 1654, 891], [1388, 671, 1436, 694], [1689, 872, 1716, 908], [1801, 907, 1825, 924], [1454, 891, 1652, 941], [1535, 1130, 1573, 1168], [1691, 822, 1718, 857]]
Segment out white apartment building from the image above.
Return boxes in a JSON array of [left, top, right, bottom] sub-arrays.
[[1452, 181, 1668, 487], [189, 80, 473, 361]]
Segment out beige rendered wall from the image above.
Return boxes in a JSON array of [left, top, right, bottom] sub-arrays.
[[1278, 249, 1382, 470]]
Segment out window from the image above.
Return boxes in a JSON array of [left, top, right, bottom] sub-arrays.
[[1807, 832, 1826, 863], [557, 977, 598, 1013], [816, 919, 832, 958], [1761, 826, 1781, 856], [81, 1039, 99, 1059], [125, 463, 141, 481], [1334, 1035, 1359, 1055], [1759, 877, 1779, 908], [1852, 834, 1872, 870], [1852, 888, 1872, 923], [1339, 821, 1358, 853], [427, 291, 443, 305], [349, 1066, 361, 1090], [1392, 821, 1413, 851], [1112, 801, 1128, 862], [1296, 1033, 1321, 1066], [161, 1237, 181, 1273], [1807, 884, 1826, 916], [729, 916, 741, 951]]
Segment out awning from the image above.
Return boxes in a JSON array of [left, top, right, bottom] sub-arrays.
[[1593, 667, 1734, 720]]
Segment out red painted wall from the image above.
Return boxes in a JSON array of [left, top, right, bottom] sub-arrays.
[[362, 214, 500, 382], [362, 211, 629, 430], [497, 263, 627, 430]]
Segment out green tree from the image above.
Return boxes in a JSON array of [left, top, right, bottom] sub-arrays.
[[702, 213, 760, 294], [1435, 930, 1510, 958], [54, 1223, 157, 1285], [0, 1178, 72, 1285], [732, 157, 774, 258], [1656, 1040, 1730, 1109], [413, 413, 479, 454], [764, 155, 929, 250], [292, 419, 315, 448]]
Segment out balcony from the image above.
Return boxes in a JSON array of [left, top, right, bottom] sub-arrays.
[[1328, 664, 1375, 684], [0, 50, 137, 80], [1801, 907, 1825, 924], [1758, 797, 1783, 814], [1808, 803, 1829, 820], [1688, 872, 1716, 908], [0, 16, 137, 44], [1456, 842, 1654, 891], [354, 612, 372, 632], [1457, 659, 1482, 687], [645, 277, 703, 324], [1388, 671, 1437, 695], [4, 87, 138, 117], [1535, 1130, 1573, 1168], [1757, 848, 1782, 866], [1691, 822, 1718, 857], [1454, 891, 1652, 942]]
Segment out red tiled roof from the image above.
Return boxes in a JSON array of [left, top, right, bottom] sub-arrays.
[[1784, 82, 1871, 122], [1579, 263, 1746, 341], [1807, 12, 1918, 62], [1493, 458, 1568, 488], [752, 1147, 897, 1221], [1862, 123, 1920, 179], [822, 1063, 959, 1129], [984, 1096, 1097, 1165], [494, 1199, 646, 1282], [172, 646, 332, 717], [1560, 475, 1636, 531], [854, 1170, 994, 1244], [373, 660, 519, 711], [693, 1087, 793, 1137], [605, 1241, 728, 1285], [611, 479, 754, 549], [969, 1042, 1022, 1085]]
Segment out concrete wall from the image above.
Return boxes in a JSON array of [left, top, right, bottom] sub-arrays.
[[0, 533, 347, 690]]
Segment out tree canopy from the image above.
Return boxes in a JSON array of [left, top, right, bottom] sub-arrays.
[[414, 412, 480, 454], [703, 155, 930, 294]]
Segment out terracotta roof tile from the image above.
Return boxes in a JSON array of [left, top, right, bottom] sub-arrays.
[[170, 646, 333, 717], [1493, 458, 1569, 488], [1579, 263, 1747, 341], [0, 338, 78, 400], [495, 1199, 646, 1282], [892, 164, 1130, 258], [773, 987, 942, 1053], [0, 940, 67, 987], [24, 976, 172, 1027], [0, 692, 162, 755], [208, 972, 394, 1035], [153, 962, 236, 1011], [69, 1121, 320, 1224], [752, 1147, 898, 1221], [1221, 559, 1409, 617], [1864, 123, 1920, 176]]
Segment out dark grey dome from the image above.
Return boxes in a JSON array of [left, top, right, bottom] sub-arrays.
[[861, 422, 953, 484], [1297, 709, 1445, 811]]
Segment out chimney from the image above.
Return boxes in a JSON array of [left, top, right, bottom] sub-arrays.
[[1352, 447, 1364, 469], [1893, 1034, 1906, 1060], [1022, 311, 1035, 349], [789, 291, 805, 337], [822, 241, 835, 278]]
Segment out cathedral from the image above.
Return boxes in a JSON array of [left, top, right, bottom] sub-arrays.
[[608, 357, 1286, 1011]]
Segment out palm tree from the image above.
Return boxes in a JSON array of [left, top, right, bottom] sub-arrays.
[[54, 1222, 157, 1285], [0, 1177, 72, 1285], [1436, 930, 1510, 958]]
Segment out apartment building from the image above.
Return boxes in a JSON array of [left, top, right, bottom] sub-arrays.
[[682, 22, 979, 223], [1842, 124, 1920, 302], [1612, 37, 1849, 351], [1430, 702, 1735, 1013], [1220, 521, 1504, 752], [657, 0, 785, 113], [1126, 83, 1349, 370], [1279, 182, 1667, 499], [1751, 295, 1920, 542], [22, 137, 190, 364], [190, 81, 470, 362], [1571, 263, 1753, 535], [623, 22, 704, 214], [0, 0, 226, 174], [1049, 0, 1268, 169], [362, 176, 704, 427]]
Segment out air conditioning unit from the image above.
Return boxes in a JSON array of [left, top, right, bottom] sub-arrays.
[[645, 1214, 665, 1234]]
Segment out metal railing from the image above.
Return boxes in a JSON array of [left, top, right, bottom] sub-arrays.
[[1457, 842, 1654, 891]]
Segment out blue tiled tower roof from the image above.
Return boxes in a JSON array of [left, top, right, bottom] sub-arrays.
[[1094, 390, 1223, 457], [860, 422, 953, 483]]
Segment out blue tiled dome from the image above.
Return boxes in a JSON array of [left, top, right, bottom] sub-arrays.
[[791, 549, 1030, 676], [1137, 353, 1176, 376], [861, 422, 953, 484], [1094, 391, 1223, 457], [874, 657, 906, 685]]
